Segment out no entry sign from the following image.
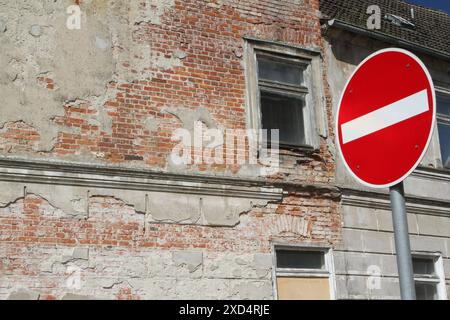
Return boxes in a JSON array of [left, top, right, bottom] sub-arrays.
[[336, 48, 436, 188]]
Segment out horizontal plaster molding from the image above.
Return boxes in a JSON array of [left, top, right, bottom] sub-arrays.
[[411, 167, 450, 183], [0, 156, 283, 201], [341, 188, 450, 216]]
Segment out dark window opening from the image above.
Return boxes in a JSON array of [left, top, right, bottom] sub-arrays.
[[415, 282, 438, 300], [258, 56, 304, 86], [260, 91, 306, 147], [412, 257, 435, 276], [257, 54, 309, 148], [437, 94, 450, 168], [276, 249, 325, 270], [412, 256, 440, 300]]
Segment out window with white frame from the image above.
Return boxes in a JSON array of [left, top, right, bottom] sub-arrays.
[[245, 39, 326, 151], [437, 93, 450, 169], [412, 254, 447, 300], [273, 246, 335, 300]]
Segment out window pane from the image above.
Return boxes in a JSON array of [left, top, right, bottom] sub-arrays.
[[276, 249, 324, 269], [258, 56, 304, 85], [412, 257, 435, 275], [437, 95, 450, 117], [260, 91, 305, 146], [438, 122, 450, 168], [415, 282, 438, 300]]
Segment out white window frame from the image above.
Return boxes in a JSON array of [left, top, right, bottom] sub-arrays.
[[244, 38, 327, 151], [271, 243, 337, 300], [435, 87, 450, 169], [412, 252, 447, 300]]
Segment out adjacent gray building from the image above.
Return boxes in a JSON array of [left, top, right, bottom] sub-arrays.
[[321, 0, 450, 299]]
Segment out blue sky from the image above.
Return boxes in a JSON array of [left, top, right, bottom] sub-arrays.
[[405, 0, 450, 14]]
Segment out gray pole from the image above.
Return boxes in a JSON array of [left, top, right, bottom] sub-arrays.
[[389, 182, 416, 300]]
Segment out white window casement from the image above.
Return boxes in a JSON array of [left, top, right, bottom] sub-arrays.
[[412, 253, 447, 300], [436, 90, 450, 169], [419, 87, 450, 170], [272, 244, 336, 300], [244, 38, 327, 151]]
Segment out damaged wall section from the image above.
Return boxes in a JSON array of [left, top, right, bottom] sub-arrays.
[[0, 176, 341, 300], [0, 0, 342, 300]]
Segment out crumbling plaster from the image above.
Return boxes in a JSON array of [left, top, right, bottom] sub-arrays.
[[15, 183, 276, 226], [0, 0, 180, 152], [1, 247, 275, 300]]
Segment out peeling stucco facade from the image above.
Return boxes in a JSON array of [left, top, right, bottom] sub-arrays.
[[1, 0, 448, 300], [0, 0, 342, 300]]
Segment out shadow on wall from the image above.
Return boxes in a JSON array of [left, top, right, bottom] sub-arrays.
[[326, 29, 388, 66]]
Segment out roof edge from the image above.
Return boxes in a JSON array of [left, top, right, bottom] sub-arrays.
[[325, 18, 450, 62]]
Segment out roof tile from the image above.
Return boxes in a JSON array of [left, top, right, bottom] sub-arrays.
[[320, 0, 450, 56]]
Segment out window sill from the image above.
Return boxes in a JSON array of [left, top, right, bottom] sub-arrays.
[[278, 144, 318, 157], [414, 276, 441, 283], [276, 269, 330, 278]]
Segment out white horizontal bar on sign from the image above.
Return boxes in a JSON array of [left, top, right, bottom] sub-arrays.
[[341, 89, 429, 144]]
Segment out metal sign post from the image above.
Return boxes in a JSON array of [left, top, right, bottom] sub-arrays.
[[389, 182, 416, 300]]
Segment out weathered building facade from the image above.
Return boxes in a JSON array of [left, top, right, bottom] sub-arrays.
[[322, 0, 450, 299], [0, 0, 448, 300], [0, 0, 340, 300]]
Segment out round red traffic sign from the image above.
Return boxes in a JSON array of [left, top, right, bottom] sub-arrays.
[[336, 48, 436, 188]]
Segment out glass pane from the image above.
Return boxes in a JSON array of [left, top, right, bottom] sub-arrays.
[[437, 94, 450, 117], [438, 122, 450, 168], [415, 282, 438, 300], [258, 56, 303, 85], [412, 257, 435, 275], [276, 249, 325, 269], [260, 91, 306, 146]]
